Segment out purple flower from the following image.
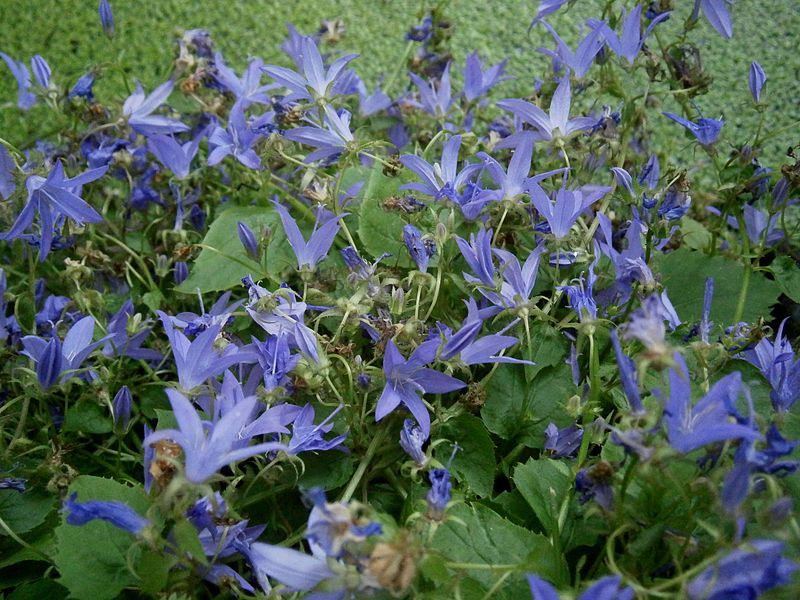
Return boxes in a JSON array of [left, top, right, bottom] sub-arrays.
[[530, 183, 610, 239], [663, 354, 761, 454], [305, 489, 381, 557], [356, 78, 392, 117], [208, 101, 262, 170], [377, 339, 465, 437], [147, 134, 200, 179], [589, 6, 671, 65], [68, 72, 95, 101], [22, 316, 110, 388], [144, 389, 287, 483], [427, 468, 451, 519], [498, 77, 597, 141], [158, 311, 256, 390], [0, 478, 26, 492], [246, 543, 334, 593], [622, 293, 680, 353], [0, 145, 16, 200], [537, 23, 605, 78], [213, 53, 273, 106], [455, 228, 496, 287], [31, 55, 51, 88], [558, 261, 598, 322], [262, 36, 357, 103], [2, 161, 107, 261], [688, 540, 798, 599], [663, 112, 723, 145], [98, 0, 114, 37], [691, 0, 734, 39], [273, 201, 344, 270], [283, 105, 355, 163], [544, 422, 583, 458], [237, 221, 260, 259], [63, 493, 149, 535], [610, 330, 644, 414], [409, 62, 454, 119], [251, 333, 300, 392], [242, 276, 319, 362], [399, 418, 427, 466], [528, 574, 634, 600], [174, 260, 189, 284], [741, 319, 800, 412], [463, 52, 509, 102], [123, 80, 189, 136], [492, 244, 547, 309], [112, 385, 132, 431], [286, 404, 348, 455], [438, 298, 527, 365], [400, 134, 482, 202], [749, 61, 767, 103], [0, 52, 36, 109], [403, 224, 435, 273], [530, 0, 568, 26]]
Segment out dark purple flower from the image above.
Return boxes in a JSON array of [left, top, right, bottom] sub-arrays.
[[147, 134, 200, 179], [63, 492, 149, 535], [403, 224, 435, 273], [208, 101, 262, 169], [544, 422, 583, 458], [0, 52, 36, 109], [263, 36, 357, 103], [749, 61, 767, 103], [112, 385, 132, 431], [0, 477, 26, 492], [2, 161, 107, 261], [399, 418, 427, 466], [123, 80, 189, 136], [663, 354, 761, 454], [427, 468, 451, 519], [286, 404, 348, 455], [251, 333, 299, 392], [174, 261, 189, 284], [558, 262, 598, 322], [144, 389, 287, 483], [377, 339, 465, 437], [575, 465, 614, 510], [537, 23, 605, 78], [463, 52, 509, 103], [213, 53, 273, 106], [273, 201, 344, 270], [283, 105, 355, 163], [589, 6, 671, 65], [663, 112, 723, 145], [741, 319, 800, 412], [98, 0, 114, 36], [400, 134, 482, 202], [68, 72, 95, 101], [103, 299, 161, 361], [687, 540, 798, 599], [237, 221, 259, 259], [498, 77, 597, 141], [691, 0, 734, 39]]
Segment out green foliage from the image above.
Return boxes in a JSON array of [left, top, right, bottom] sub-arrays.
[[63, 401, 112, 434], [435, 414, 495, 498], [432, 503, 567, 597], [657, 248, 781, 322], [0, 489, 55, 536], [177, 205, 293, 293], [513, 458, 573, 537], [357, 165, 414, 268]]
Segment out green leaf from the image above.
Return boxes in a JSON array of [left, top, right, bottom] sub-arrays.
[[523, 321, 568, 381], [356, 165, 412, 267], [0, 489, 55, 536], [657, 248, 781, 323], [172, 519, 208, 566], [62, 401, 112, 434], [482, 364, 576, 446], [435, 414, 495, 498], [433, 503, 566, 597], [54, 476, 149, 600], [513, 458, 573, 536], [136, 550, 176, 596], [680, 217, 712, 251], [299, 452, 356, 491], [7, 579, 68, 600], [768, 255, 800, 303], [177, 205, 293, 293], [141, 289, 164, 313]]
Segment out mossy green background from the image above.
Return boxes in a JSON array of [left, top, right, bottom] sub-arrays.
[[1, 1, 799, 163]]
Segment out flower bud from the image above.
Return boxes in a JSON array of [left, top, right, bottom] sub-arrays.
[[112, 385, 132, 432]]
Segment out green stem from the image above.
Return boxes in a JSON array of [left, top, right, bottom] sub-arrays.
[[733, 214, 752, 324], [340, 425, 388, 502]]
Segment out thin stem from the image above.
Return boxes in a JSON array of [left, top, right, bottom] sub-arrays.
[[340, 425, 388, 502]]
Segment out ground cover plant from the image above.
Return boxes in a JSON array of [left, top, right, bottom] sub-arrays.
[[1, 0, 800, 598]]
